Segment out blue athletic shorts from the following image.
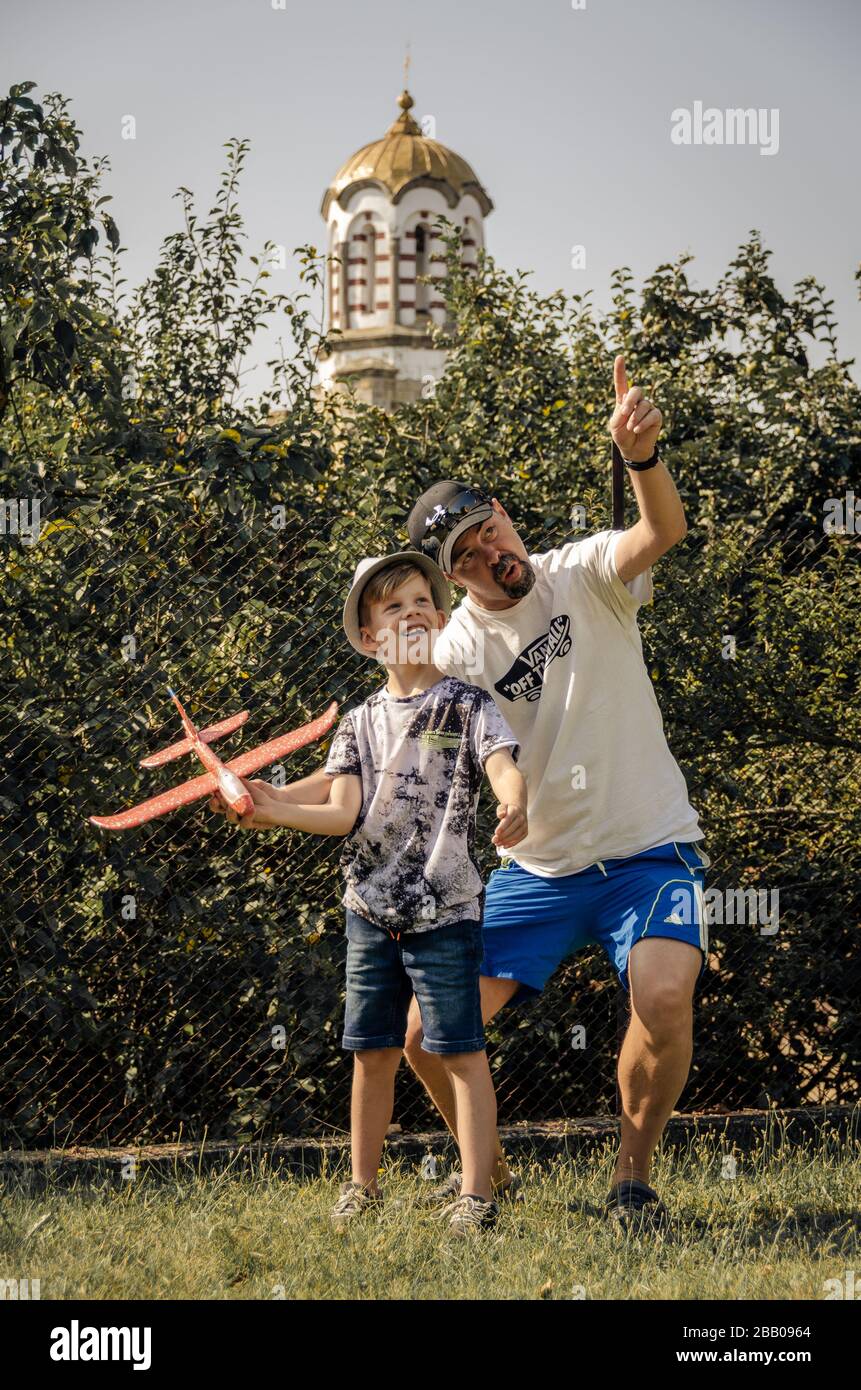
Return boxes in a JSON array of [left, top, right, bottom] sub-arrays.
[[480, 839, 710, 1003]]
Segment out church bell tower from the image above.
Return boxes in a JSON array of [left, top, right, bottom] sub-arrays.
[[318, 86, 493, 410]]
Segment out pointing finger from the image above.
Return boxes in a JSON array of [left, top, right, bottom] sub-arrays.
[[614, 354, 629, 405]]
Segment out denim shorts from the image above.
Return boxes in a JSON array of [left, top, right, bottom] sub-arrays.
[[342, 909, 486, 1055]]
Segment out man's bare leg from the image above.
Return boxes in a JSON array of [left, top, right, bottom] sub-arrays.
[[438, 1051, 498, 1200], [613, 937, 702, 1188], [404, 976, 520, 1189], [350, 1047, 403, 1193]]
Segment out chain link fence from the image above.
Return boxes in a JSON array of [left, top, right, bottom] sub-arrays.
[[1, 478, 859, 1151]]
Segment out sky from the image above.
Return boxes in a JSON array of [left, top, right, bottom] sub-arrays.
[[5, 0, 860, 397]]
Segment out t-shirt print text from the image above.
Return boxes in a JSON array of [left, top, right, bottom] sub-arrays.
[[494, 614, 573, 703]]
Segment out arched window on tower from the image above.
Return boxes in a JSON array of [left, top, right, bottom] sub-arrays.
[[461, 216, 482, 276], [415, 224, 430, 316], [365, 221, 376, 313]]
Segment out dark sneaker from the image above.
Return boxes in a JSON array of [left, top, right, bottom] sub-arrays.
[[330, 1180, 383, 1228], [604, 1178, 671, 1236], [442, 1193, 500, 1236], [495, 1172, 523, 1204], [420, 1169, 464, 1206], [421, 1170, 522, 1206]]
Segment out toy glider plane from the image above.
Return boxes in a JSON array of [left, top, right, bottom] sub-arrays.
[[88, 687, 337, 831]]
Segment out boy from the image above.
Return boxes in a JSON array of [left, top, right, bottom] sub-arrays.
[[209, 552, 527, 1236]]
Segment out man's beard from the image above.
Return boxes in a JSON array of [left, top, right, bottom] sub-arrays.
[[493, 553, 535, 598]]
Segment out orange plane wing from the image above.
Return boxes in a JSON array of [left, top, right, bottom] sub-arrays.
[[88, 771, 220, 831], [89, 701, 338, 832], [223, 701, 338, 778]]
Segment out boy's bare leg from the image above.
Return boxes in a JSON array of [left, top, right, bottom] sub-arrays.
[[439, 1050, 498, 1201], [404, 976, 520, 1188], [350, 1047, 403, 1193]]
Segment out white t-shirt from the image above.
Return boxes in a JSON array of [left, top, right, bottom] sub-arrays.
[[431, 529, 703, 876]]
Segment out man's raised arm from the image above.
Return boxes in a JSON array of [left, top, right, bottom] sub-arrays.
[[607, 354, 687, 582]]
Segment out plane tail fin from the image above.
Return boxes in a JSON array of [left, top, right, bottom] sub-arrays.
[[139, 710, 250, 768]]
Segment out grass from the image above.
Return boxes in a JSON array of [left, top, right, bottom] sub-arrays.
[[1, 1127, 858, 1300]]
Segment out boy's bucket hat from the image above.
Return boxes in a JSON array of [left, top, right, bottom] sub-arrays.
[[342, 552, 451, 657]]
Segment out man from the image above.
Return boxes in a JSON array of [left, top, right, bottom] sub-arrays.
[[262, 356, 709, 1234]]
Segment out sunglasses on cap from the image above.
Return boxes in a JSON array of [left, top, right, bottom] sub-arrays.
[[417, 487, 495, 564]]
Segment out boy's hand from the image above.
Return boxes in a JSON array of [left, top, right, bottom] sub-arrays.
[[492, 802, 528, 849], [208, 778, 279, 830]]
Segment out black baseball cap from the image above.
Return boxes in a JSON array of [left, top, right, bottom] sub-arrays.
[[406, 481, 495, 573]]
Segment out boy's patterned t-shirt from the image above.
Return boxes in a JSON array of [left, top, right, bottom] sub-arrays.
[[324, 675, 519, 933]]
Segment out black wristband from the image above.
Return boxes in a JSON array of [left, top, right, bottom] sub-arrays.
[[623, 446, 660, 471]]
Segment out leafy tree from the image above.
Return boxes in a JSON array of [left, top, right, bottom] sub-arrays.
[[123, 138, 302, 439], [0, 81, 120, 430]]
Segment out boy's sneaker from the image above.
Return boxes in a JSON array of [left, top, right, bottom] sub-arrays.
[[441, 1193, 500, 1236], [330, 1180, 383, 1227], [421, 1170, 522, 1206]]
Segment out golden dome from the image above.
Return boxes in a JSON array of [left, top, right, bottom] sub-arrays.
[[321, 89, 493, 218]]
